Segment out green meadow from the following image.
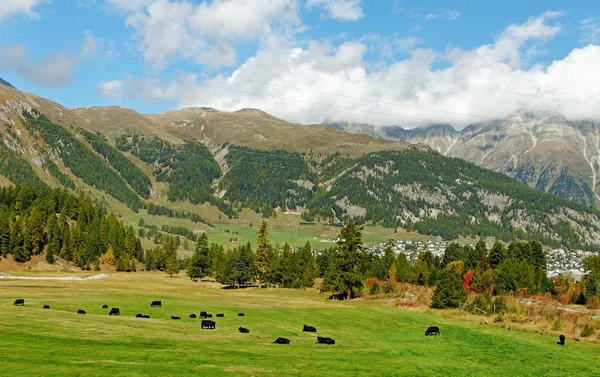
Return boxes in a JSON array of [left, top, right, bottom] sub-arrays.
[[1, 272, 598, 377]]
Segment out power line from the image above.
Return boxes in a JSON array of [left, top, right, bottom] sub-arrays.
[[0, 67, 472, 125], [0, 33, 496, 122], [44, 3, 600, 108]]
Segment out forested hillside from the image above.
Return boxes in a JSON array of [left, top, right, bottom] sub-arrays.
[[0, 185, 142, 269]]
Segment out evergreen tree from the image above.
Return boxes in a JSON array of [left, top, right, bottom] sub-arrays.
[[281, 243, 299, 288], [165, 256, 180, 277], [188, 233, 211, 281], [254, 220, 271, 287], [431, 269, 467, 309], [586, 271, 598, 297], [488, 242, 507, 269], [396, 253, 413, 283], [323, 222, 366, 299], [299, 241, 318, 287]]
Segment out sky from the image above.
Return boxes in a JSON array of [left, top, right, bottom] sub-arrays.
[[0, 0, 599, 127]]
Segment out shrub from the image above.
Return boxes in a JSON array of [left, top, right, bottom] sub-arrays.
[[553, 317, 563, 331], [494, 315, 504, 323], [382, 281, 396, 294], [581, 324, 595, 338], [369, 282, 381, 296], [493, 296, 509, 314]]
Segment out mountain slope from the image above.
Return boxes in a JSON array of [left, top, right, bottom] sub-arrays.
[[1, 83, 599, 249], [329, 113, 600, 207]]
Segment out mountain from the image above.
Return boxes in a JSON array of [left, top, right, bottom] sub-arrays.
[[328, 113, 600, 208], [1, 83, 599, 249], [0, 78, 14, 88]]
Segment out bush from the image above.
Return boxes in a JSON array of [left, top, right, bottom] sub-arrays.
[[493, 296, 509, 314], [382, 281, 396, 294], [370, 282, 381, 296], [581, 324, 595, 337], [553, 317, 563, 331], [468, 293, 494, 314]]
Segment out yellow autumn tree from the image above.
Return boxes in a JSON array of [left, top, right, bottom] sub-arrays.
[[103, 245, 116, 266], [388, 263, 398, 284]]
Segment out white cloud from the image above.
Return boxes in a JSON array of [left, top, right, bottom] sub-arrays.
[[97, 79, 125, 98], [307, 0, 364, 21], [99, 12, 600, 127], [0, 0, 45, 22], [121, 0, 301, 68], [582, 17, 600, 44], [425, 9, 460, 20]]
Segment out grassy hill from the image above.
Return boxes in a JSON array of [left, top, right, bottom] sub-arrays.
[[1, 272, 599, 376]]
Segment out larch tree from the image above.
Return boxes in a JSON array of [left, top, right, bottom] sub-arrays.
[[254, 220, 271, 287]]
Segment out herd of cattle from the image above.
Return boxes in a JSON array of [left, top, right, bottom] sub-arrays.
[[12, 298, 339, 345]]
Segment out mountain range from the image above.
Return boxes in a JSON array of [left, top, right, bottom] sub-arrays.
[[1, 80, 599, 250], [328, 114, 600, 208]]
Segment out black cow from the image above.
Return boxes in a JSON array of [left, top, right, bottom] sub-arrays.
[[13, 299, 24, 306], [557, 334, 566, 346], [238, 327, 250, 333], [200, 311, 208, 318], [303, 325, 317, 333], [142, 315, 150, 319], [151, 301, 162, 307], [109, 308, 120, 316], [102, 305, 108, 309], [238, 313, 245, 317], [317, 336, 335, 345], [207, 314, 213, 318], [171, 316, 181, 320], [201, 320, 216, 329], [425, 326, 440, 336], [216, 313, 225, 317], [43, 305, 50, 309], [77, 309, 86, 314], [273, 337, 290, 344], [189, 314, 197, 319], [136, 313, 143, 318]]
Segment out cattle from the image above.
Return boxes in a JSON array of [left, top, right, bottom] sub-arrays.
[[13, 299, 24, 306], [150, 301, 162, 307], [238, 313, 245, 317], [77, 309, 86, 314], [216, 313, 225, 318], [207, 314, 213, 318], [557, 334, 566, 346], [109, 308, 120, 316], [425, 326, 440, 336], [102, 305, 108, 309], [238, 327, 250, 333], [142, 315, 150, 319], [171, 316, 181, 320], [43, 305, 50, 309], [136, 314, 143, 318], [303, 325, 317, 333], [200, 311, 208, 318], [273, 337, 290, 344], [201, 320, 216, 329], [189, 314, 197, 319], [317, 336, 335, 345]]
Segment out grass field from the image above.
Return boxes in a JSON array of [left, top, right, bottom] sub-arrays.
[[1, 273, 599, 376]]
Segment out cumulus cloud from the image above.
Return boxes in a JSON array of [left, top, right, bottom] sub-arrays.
[[97, 79, 124, 98], [0, 31, 98, 88], [0, 0, 45, 22], [100, 12, 600, 127], [307, 0, 363, 21], [118, 0, 300, 67]]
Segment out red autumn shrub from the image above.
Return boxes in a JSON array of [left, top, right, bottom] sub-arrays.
[[463, 270, 475, 292]]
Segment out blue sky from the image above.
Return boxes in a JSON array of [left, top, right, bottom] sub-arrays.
[[0, 0, 599, 126]]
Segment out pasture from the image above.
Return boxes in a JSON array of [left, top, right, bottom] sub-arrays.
[[1, 272, 599, 376]]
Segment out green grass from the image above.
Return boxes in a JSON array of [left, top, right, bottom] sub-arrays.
[[1, 273, 599, 376]]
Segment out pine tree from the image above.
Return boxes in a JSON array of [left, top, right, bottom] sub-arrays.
[[254, 220, 271, 287], [431, 269, 467, 309], [488, 242, 507, 269], [299, 241, 318, 287], [281, 243, 299, 288], [188, 233, 211, 281], [323, 222, 366, 299], [388, 263, 398, 284], [165, 256, 180, 277], [104, 245, 116, 265]]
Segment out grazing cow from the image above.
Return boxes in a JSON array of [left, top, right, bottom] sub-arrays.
[[273, 337, 290, 345], [102, 305, 108, 309], [201, 320, 216, 329], [136, 314, 143, 318], [317, 336, 335, 345], [171, 316, 181, 320], [142, 315, 150, 319], [13, 299, 24, 306], [238, 327, 250, 333], [189, 314, 197, 319], [425, 326, 440, 336], [109, 308, 120, 316], [77, 309, 86, 314], [207, 314, 213, 318], [238, 313, 245, 317], [200, 311, 208, 319], [216, 313, 225, 317], [557, 334, 566, 346], [43, 305, 50, 309], [151, 301, 162, 307], [303, 325, 317, 333]]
